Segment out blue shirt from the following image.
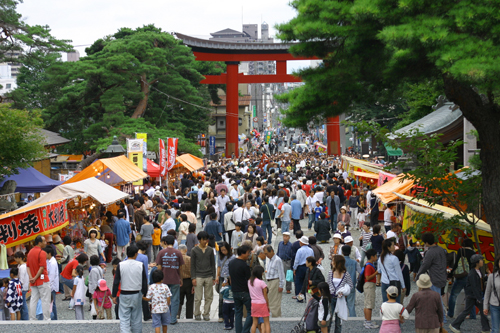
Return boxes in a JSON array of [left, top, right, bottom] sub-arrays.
[[277, 241, 293, 261], [204, 220, 222, 241], [314, 206, 323, 220], [113, 218, 131, 246], [291, 199, 302, 220], [293, 245, 315, 270], [377, 253, 406, 289]]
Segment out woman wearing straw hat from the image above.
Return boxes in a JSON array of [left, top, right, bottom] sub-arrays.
[[406, 273, 444, 333]]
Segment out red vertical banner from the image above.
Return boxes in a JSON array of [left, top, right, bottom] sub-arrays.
[[159, 139, 166, 177], [166, 137, 178, 172]]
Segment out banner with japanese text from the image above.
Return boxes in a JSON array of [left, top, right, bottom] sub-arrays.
[[0, 200, 69, 248], [159, 138, 167, 177], [166, 137, 178, 172]]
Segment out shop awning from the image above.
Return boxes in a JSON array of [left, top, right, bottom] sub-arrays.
[[353, 171, 379, 179], [396, 193, 490, 232], [63, 155, 147, 186], [173, 154, 204, 172], [24, 177, 129, 208], [384, 143, 403, 157], [147, 159, 160, 178], [372, 174, 414, 203], [342, 156, 384, 175], [0, 167, 62, 193]]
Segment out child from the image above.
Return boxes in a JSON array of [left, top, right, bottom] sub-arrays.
[[255, 236, 265, 253], [185, 223, 199, 256], [231, 223, 244, 254], [248, 266, 270, 333], [450, 254, 490, 333], [14, 251, 29, 320], [404, 240, 421, 281], [359, 224, 373, 266], [152, 222, 162, 259], [356, 208, 366, 229], [93, 279, 112, 319], [220, 278, 234, 330], [312, 282, 331, 333], [144, 270, 172, 333], [394, 250, 410, 305], [363, 249, 379, 329], [379, 286, 409, 333], [71, 265, 87, 320], [314, 201, 323, 222]]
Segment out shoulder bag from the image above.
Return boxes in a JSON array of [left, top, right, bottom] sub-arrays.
[[266, 204, 276, 228], [454, 248, 469, 279], [381, 257, 402, 295]]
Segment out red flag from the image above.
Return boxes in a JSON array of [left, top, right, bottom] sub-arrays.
[[159, 139, 166, 177], [166, 137, 178, 172]]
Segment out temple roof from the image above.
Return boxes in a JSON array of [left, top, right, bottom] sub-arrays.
[[210, 28, 248, 37], [392, 102, 463, 138]]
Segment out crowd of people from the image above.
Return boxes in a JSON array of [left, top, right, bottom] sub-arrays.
[[1, 137, 497, 333]]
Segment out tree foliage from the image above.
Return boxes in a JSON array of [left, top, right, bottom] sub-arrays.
[[277, 0, 500, 255], [0, 0, 72, 82], [0, 104, 46, 177], [9, 25, 218, 156]]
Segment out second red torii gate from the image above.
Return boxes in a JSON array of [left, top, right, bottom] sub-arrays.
[[176, 33, 341, 157]]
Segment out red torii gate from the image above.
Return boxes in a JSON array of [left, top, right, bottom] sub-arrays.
[[176, 33, 341, 157]]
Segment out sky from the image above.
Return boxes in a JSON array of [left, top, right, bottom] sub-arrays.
[[17, 0, 312, 73]]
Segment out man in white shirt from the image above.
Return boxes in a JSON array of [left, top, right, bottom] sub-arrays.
[[233, 201, 250, 223], [162, 210, 176, 238], [264, 245, 285, 317], [44, 246, 59, 320], [142, 193, 153, 212], [386, 223, 401, 243], [230, 182, 239, 202], [384, 203, 396, 233], [146, 185, 156, 198]]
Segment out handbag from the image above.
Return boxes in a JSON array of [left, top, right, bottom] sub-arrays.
[[381, 260, 402, 294], [135, 234, 142, 241], [454, 248, 469, 279], [265, 205, 276, 228], [286, 269, 294, 282], [90, 301, 97, 316]]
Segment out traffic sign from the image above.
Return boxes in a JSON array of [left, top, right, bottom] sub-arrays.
[[263, 119, 267, 122], [209, 136, 216, 155], [253, 117, 258, 122]]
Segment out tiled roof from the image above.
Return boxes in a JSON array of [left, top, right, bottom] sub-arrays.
[[39, 129, 71, 146], [210, 95, 251, 107]]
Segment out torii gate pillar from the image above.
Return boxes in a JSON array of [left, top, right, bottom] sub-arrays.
[[326, 116, 341, 156], [225, 61, 240, 157]]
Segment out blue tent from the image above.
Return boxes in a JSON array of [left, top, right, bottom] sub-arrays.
[[0, 167, 62, 193]]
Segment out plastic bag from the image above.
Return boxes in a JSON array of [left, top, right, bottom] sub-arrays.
[[90, 302, 97, 316], [286, 269, 294, 282], [69, 298, 75, 309]]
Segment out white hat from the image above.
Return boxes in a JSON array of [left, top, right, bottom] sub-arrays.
[[204, 181, 211, 186], [155, 186, 160, 190], [333, 233, 342, 240], [416, 273, 432, 289], [231, 181, 236, 185], [299, 236, 309, 245], [279, 183, 284, 187], [340, 206, 347, 212], [282, 232, 290, 236], [344, 236, 354, 243]]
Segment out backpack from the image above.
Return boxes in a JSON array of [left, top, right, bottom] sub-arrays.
[[356, 262, 375, 293], [454, 248, 469, 279]]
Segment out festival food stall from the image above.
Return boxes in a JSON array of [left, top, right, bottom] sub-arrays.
[[398, 193, 494, 268], [372, 175, 415, 204], [341, 156, 384, 178], [168, 154, 205, 191]]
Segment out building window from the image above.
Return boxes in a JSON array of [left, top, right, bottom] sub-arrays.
[[6, 84, 11, 89], [219, 120, 224, 126]]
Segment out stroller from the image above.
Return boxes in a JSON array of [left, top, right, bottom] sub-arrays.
[[291, 296, 320, 333]]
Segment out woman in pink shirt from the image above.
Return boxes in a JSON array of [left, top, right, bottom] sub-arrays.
[[248, 266, 270, 333]]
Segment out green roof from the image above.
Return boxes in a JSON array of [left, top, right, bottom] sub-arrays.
[[384, 142, 403, 156]]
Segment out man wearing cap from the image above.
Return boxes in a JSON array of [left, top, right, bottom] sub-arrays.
[[293, 236, 314, 300], [417, 233, 448, 324], [343, 236, 362, 262], [450, 254, 490, 333], [277, 232, 293, 294], [290, 194, 302, 234], [406, 274, 444, 333]]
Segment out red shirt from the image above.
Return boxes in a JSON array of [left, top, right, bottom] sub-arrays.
[[303, 184, 311, 196], [26, 246, 49, 286], [61, 258, 79, 280], [364, 263, 377, 283]]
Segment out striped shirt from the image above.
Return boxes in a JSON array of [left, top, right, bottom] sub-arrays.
[[361, 231, 373, 251], [266, 255, 286, 289]]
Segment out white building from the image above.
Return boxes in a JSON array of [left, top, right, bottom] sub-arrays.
[[0, 65, 17, 96]]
